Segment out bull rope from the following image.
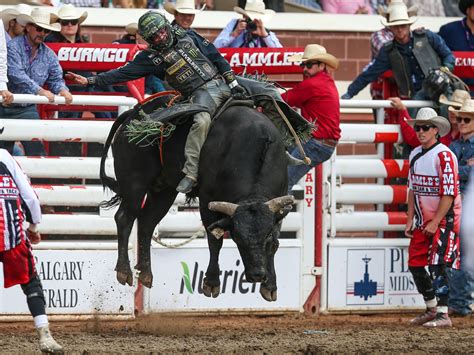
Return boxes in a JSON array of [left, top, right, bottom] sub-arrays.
[[257, 95, 312, 166], [152, 228, 205, 248]]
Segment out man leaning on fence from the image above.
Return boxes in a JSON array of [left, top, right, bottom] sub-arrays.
[[0, 8, 72, 156], [405, 108, 462, 328], [341, 0, 454, 106]]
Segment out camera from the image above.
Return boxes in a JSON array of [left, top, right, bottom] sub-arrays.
[[245, 18, 257, 32]]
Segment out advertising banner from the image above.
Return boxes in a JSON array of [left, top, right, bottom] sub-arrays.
[[147, 240, 301, 312], [0, 250, 134, 315], [327, 242, 424, 310]]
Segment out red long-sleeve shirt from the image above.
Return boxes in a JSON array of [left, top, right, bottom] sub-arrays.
[[397, 108, 458, 147], [281, 71, 341, 140]]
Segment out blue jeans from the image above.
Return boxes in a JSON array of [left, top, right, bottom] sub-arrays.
[[287, 137, 335, 192], [447, 267, 473, 315], [0, 105, 45, 156]]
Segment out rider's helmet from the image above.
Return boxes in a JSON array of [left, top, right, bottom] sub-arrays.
[[422, 68, 451, 101], [138, 11, 174, 52]]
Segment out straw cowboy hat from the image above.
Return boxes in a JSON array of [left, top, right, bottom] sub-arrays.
[[56, 4, 88, 25], [164, 0, 204, 15], [407, 107, 451, 137], [233, 0, 275, 22], [449, 99, 474, 118], [0, 3, 32, 30], [17, 7, 60, 32], [439, 89, 471, 109], [459, 0, 474, 15], [380, 0, 417, 27], [287, 44, 339, 70], [125, 22, 138, 35]]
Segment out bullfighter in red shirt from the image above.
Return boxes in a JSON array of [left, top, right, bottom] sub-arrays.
[[281, 44, 341, 193]]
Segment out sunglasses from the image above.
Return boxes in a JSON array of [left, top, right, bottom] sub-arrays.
[[456, 117, 472, 124], [414, 125, 436, 132], [32, 24, 51, 34], [60, 19, 79, 26], [299, 61, 319, 69]]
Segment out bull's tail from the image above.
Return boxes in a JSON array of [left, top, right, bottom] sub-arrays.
[[99, 108, 134, 207]]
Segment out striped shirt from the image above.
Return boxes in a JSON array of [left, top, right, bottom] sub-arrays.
[[0, 149, 41, 252]]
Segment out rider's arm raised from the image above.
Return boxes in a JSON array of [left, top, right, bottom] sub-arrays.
[[89, 51, 164, 87]]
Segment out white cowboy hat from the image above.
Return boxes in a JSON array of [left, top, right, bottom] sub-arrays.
[[17, 7, 60, 32], [233, 0, 275, 22], [439, 89, 471, 109], [164, 0, 204, 15], [287, 44, 339, 70], [125, 22, 138, 35], [407, 107, 451, 137], [380, 0, 417, 27], [0, 3, 32, 30], [449, 99, 474, 118], [56, 4, 88, 25], [378, 0, 417, 17]]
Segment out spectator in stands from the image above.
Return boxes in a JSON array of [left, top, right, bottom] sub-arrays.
[[0, 149, 63, 354], [443, 0, 463, 16], [0, 20, 14, 106], [238, 0, 285, 12], [282, 44, 340, 193], [320, 0, 373, 14], [62, 0, 102, 7], [439, 0, 474, 94], [45, 4, 88, 44], [388, 91, 469, 147], [0, 3, 32, 42], [214, 0, 282, 48], [439, 0, 474, 51], [405, 107, 461, 328], [447, 99, 474, 317], [113, 22, 139, 44], [0, 8, 72, 156], [341, 1, 454, 106], [405, 0, 445, 16]]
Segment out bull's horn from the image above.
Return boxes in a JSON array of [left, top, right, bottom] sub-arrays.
[[265, 195, 295, 213], [286, 151, 305, 166], [208, 201, 238, 216]]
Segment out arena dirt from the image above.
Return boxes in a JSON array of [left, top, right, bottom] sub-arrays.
[[0, 313, 472, 354]]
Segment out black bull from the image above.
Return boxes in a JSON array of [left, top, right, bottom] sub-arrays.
[[99, 94, 294, 302]]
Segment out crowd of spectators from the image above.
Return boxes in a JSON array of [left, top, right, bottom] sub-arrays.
[[7, 0, 463, 16]]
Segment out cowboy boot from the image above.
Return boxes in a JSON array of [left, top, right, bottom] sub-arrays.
[[37, 325, 64, 354]]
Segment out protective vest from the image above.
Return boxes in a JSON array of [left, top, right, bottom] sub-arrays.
[[385, 30, 441, 97], [150, 28, 218, 97]]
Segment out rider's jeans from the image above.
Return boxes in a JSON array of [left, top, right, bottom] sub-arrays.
[[183, 78, 231, 179]]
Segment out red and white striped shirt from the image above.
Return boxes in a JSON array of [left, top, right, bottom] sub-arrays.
[[0, 149, 41, 251], [408, 143, 462, 232]]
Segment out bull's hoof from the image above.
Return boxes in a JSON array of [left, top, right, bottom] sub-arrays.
[[138, 271, 153, 288], [116, 271, 133, 286], [202, 281, 220, 298], [260, 285, 277, 302]]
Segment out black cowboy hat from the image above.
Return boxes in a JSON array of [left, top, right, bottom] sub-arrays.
[[459, 0, 474, 15]]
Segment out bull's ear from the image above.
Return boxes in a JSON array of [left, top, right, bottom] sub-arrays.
[[207, 218, 232, 239], [275, 205, 292, 222]]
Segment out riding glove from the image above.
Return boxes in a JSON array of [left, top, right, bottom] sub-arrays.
[[230, 84, 247, 100]]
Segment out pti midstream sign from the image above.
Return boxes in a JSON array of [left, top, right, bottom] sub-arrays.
[[0, 250, 134, 315], [327, 241, 424, 310], [147, 241, 301, 312]]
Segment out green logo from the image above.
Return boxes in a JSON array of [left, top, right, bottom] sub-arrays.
[[180, 261, 194, 294]]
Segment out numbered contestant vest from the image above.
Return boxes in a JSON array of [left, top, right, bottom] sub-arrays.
[[151, 32, 219, 97]]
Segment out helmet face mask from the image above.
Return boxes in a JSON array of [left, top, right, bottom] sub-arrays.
[[138, 11, 174, 52]]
